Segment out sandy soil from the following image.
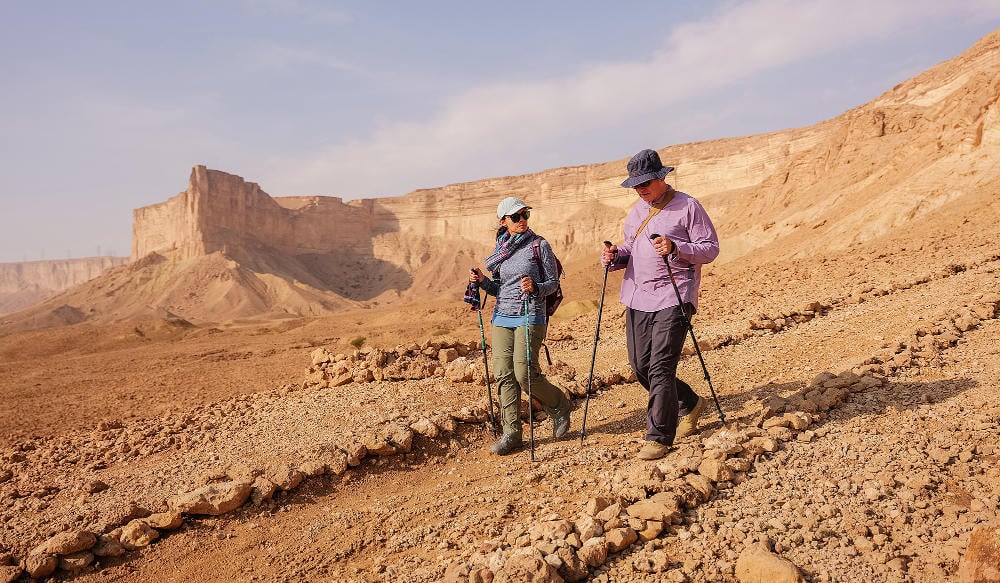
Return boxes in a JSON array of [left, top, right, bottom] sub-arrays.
[[1, 219, 998, 582]]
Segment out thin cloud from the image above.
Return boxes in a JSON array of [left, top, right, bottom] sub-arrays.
[[249, 42, 364, 74], [243, 0, 353, 26], [2, 1, 998, 262], [265, 0, 995, 199]]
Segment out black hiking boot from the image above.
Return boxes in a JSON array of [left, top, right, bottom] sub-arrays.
[[489, 434, 523, 456]]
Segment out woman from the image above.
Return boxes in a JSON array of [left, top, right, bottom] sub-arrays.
[[470, 196, 572, 455]]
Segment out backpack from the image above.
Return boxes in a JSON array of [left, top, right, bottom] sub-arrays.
[[531, 236, 564, 320]]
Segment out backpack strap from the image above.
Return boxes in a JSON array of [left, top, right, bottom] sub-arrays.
[[531, 236, 548, 282], [531, 236, 553, 324]]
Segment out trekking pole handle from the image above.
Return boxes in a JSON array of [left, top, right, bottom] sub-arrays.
[[648, 234, 676, 256], [518, 273, 535, 298], [602, 240, 616, 267]]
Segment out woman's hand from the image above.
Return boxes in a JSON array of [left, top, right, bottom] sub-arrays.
[[470, 268, 484, 283], [520, 276, 535, 293]]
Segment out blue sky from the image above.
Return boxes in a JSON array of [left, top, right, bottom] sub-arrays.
[[2, 0, 998, 262]]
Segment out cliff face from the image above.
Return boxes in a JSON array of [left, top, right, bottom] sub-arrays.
[[6, 30, 1000, 328], [131, 166, 385, 260], [0, 257, 127, 316], [129, 127, 813, 269], [130, 21, 1000, 267]]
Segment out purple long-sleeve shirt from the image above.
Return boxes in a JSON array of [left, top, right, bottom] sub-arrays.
[[609, 190, 720, 312]]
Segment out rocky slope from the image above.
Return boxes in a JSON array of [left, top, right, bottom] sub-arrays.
[[0, 244, 997, 581]]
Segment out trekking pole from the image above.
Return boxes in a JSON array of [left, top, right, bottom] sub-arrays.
[[649, 234, 726, 424], [523, 288, 535, 461], [477, 288, 501, 436], [580, 241, 613, 443]]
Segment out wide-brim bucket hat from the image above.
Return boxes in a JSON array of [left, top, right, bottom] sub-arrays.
[[497, 196, 531, 218], [621, 149, 675, 188]]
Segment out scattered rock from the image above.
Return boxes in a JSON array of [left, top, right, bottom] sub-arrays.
[[21, 554, 57, 579], [0, 566, 21, 583], [168, 481, 252, 515], [91, 534, 125, 558], [58, 550, 94, 572], [120, 520, 160, 550], [35, 530, 96, 556], [142, 511, 183, 531], [957, 523, 1000, 583], [735, 542, 805, 583]]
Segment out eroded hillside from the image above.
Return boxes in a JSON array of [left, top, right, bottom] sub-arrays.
[[4, 32, 999, 329]]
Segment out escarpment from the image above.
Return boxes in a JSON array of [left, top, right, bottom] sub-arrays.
[[5, 30, 1000, 329]]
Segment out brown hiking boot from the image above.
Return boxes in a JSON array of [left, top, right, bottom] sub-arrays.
[[551, 404, 571, 440], [489, 434, 523, 456], [637, 441, 672, 460], [676, 397, 706, 439]]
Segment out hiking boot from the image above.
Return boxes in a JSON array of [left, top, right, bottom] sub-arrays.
[[551, 407, 571, 440], [637, 441, 672, 460], [489, 434, 523, 456], [676, 396, 706, 439]]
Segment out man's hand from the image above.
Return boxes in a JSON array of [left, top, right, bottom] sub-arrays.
[[650, 235, 675, 257], [601, 241, 617, 267]]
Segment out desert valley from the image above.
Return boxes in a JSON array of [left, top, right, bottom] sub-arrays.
[[1, 29, 1000, 583]]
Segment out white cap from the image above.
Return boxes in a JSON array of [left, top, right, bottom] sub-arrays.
[[497, 196, 531, 219]]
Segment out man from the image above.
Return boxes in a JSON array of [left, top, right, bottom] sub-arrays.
[[601, 148, 720, 460]]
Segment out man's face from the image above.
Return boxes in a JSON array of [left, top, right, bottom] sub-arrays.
[[634, 178, 668, 204]]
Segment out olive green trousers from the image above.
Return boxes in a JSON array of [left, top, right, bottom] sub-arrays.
[[491, 323, 570, 440]]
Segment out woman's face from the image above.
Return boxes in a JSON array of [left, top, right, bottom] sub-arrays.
[[503, 208, 530, 235]]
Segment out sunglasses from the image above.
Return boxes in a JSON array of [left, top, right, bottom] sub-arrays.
[[506, 210, 530, 222], [634, 180, 653, 189]]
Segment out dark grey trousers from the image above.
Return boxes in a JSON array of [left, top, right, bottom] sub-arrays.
[[626, 305, 701, 446]]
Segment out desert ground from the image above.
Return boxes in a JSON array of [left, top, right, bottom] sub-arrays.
[[2, 196, 999, 582]]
